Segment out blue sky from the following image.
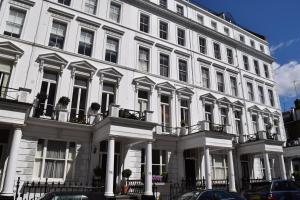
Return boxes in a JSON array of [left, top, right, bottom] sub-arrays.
[[192, 0, 300, 111]]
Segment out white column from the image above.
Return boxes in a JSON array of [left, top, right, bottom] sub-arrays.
[[144, 141, 153, 196], [105, 137, 115, 197], [263, 152, 272, 181], [177, 150, 185, 181], [204, 146, 212, 189], [227, 149, 236, 192], [1, 127, 22, 196], [279, 154, 287, 180], [213, 102, 220, 125]]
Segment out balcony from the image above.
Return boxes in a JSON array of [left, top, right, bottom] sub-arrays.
[[0, 87, 32, 125], [241, 131, 282, 144], [155, 121, 231, 136]]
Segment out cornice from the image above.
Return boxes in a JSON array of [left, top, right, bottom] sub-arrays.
[[123, 0, 274, 63]]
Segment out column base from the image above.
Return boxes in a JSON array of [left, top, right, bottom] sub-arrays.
[[141, 195, 155, 200]]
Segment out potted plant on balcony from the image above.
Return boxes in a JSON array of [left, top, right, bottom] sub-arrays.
[[89, 102, 101, 124], [34, 93, 47, 118], [121, 169, 132, 194], [56, 96, 70, 122]]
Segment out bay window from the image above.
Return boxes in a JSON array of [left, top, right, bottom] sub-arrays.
[[101, 83, 115, 114], [161, 95, 170, 132], [70, 76, 88, 121], [39, 70, 58, 117], [34, 139, 76, 180], [4, 8, 26, 38]]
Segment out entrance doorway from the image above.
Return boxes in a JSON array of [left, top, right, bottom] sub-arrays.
[[185, 159, 196, 184]]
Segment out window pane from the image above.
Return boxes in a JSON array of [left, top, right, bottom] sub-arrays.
[[152, 150, 160, 164], [109, 3, 121, 22]]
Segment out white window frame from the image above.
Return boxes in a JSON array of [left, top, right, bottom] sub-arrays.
[[211, 20, 217, 31], [178, 58, 188, 82], [198, 35, 207, 54], [230, 76, 238, 97], [247, 82, 254, 101], [213, 42, 222, 60], [70, 76, 88, 120], [139, 12, 150, 33], [216, 71, 225, 93], [33, 139, 76, 182], [104, 35, 120, 64], [201, 66, 210, 89], [109, 1, 122, 23], [83, 0, 98, 15], [177, 27, 186, 46], [159, 20, 169, 40], [257, 85, 265, 104]]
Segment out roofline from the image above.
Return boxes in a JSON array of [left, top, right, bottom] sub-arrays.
[[176, 0, 269, 44]]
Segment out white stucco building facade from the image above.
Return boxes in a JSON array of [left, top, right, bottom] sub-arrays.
[[0, 0, 287, 199]]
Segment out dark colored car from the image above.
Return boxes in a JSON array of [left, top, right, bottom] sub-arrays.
[[244, 180, 300, 200], [177, 190, 246, 200], [39, 191, 105, 200]]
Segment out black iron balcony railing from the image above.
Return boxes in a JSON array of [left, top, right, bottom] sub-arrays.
[[242, 131, 281, 143], [118, 108, 145, 121]]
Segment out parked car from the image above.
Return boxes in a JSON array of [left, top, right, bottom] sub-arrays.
[[39, 192, 105, 200], [177, 190, 246, 200], [244, 180, 300, 200]]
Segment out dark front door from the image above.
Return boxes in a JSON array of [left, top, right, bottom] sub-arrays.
[[185, 159, 196, 185]]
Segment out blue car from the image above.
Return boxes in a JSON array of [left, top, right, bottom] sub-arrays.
[[244, 180, 300, 200]]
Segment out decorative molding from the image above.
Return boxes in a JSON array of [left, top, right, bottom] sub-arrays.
[[102, 25, 125, 35], [133, 76, 156, 92], [134, 36, 155, 46], [200, 93, 217, 101], [197, 57, 212, 65], [69, 60, 97, 79], [48, 7, 75, 19], [76, 17, 101, 28], [174, 50, 190, 58], [9, 0, 35, 8], [212, 63, 226, 70], [155, 43, 173, 52], [226, 68, 239, 74], [36, 53, 68, 72], [243, 74, 254, 80]]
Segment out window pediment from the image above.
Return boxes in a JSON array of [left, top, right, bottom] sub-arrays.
[[217, 97, 232, 105], [248, 105, 261, 112], [200, 93, 217, 102], [99, 67, 123, 84], [37, 53, 68, 72], [0, 41, 24, 61], [69, 61, 96, 78], [177, 87, 193, 96], [156, 82, 175, 96], [262, 108, 272, 115], [133, 76, 155, 91], [233, 100, 244, 107]]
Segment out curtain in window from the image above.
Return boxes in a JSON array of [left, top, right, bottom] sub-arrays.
[[106, 38, 118, 52], [80, 30, 93, 45], [139, 49, 149, 71], [110, 4, 120, 22], [51, 22, 66, 37], [44, 141, 66, 178]]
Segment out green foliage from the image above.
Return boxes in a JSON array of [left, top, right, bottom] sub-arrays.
[[122, 169, 132, 178]]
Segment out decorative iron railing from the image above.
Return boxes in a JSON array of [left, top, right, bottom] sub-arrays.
[[14, 177, 104, 200], [118, 109, 145, 121], [126, 179, 158, 196]]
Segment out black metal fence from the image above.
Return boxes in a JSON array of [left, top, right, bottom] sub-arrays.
[[127, 179, 158, 197], [15, 177, 104, 200], [170, 178, 229, 199]]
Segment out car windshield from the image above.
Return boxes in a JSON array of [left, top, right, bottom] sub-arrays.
[[52, 195, 88, 200], [272, 181, 300, 191]]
